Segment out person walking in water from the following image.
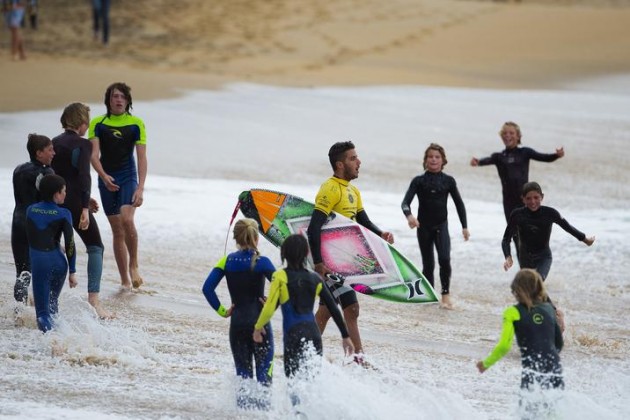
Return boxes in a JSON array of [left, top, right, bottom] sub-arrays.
[[401, 143, 469, 309], [202, 218, 275, 410], [477, 269, 564, 418], [253, 234, 354, 407], [307, 141, 394, 362], [52, 102, 113, 319], [89, 82, 147, 290], [26, 174, 77, 332], [502, 182, 595, 281], [11, 133, 54, 307], [470, 121, 564, 222]]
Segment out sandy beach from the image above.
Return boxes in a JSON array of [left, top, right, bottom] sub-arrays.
[[2, 0, 630, 112]]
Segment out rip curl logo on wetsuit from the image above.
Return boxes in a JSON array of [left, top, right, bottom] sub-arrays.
[[110, 129, 123, 139], [533, 313, 544, 325]]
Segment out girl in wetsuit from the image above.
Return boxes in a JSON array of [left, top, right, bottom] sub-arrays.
[[401, 143, 469, 309], [477, 269, 564, 417], [26, 174, 77, 332], [202, 218, 275, 410], [253, 234, 353, 407], [502, 182, 595, 280]]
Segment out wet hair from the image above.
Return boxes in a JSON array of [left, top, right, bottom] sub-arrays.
[[26, 133, 52, 161], [233, 218, 259, 251], [510, 269, 548, 310], [60, 102, 90, 130], [104, 82, 133, 116], [39, 174, 66, 202], [499, 121, 522, 145], [422, 143, 448, 170], [328, 141, 355, 171], [281, 234, 310, 270], [522, 181, 543, 197]]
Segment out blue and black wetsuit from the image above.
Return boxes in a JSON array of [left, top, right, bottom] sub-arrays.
[[52, 130, 105, 294], [502, 206, 586, 280], [11, 159, 54, 303], [401, 171, 467, 295], [26, 201, 76, 332], [202, 249, 275, 409], [476, 147, 560, 221]]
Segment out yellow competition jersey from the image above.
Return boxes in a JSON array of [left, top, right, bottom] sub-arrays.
[[314, 176, 363, 220]]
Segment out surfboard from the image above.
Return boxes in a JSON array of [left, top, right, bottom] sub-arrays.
[[238, 189, 438, 304]]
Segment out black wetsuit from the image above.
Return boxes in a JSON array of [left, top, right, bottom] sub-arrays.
[[477, 147, 560, 221], [502, 206, 586, 280], [401, 171, 467, 295], [52, 130, 105, 293], [11, 159, 54, 303]]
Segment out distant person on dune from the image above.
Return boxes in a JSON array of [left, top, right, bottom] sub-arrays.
[[502, 182, 595, 281], [202, 218, 276, 410], [89, 82, 147, 290], [401, 143, 469, 309], [253, 234, 353, 408], [470, 121, 564, 222], [307, 141, 394, 365], [477, 269, 563, 418], [52, 102, 113, 319], [2, 0, 27, 60], [91, 0, 110, 45], [26, 174, 77, 332], [11, 133, 55, 308]]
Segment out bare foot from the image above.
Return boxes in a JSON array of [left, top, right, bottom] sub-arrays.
[[440, 294, 454, 310], [131, 269, 144, 289], [94, 304, 116, 320]]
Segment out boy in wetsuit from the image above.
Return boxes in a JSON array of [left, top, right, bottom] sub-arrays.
[[253, 235, 353, 406], [401, 143, 469, 309], [477, 269, 564, 418], [502, 182, 595, 280], [11, 133, 55, 306], [202, 218, 275, 410], [26, 174, 77, 332], [52, 102, 113, 319]]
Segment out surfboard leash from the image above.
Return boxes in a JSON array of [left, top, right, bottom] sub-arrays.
[[224, 200, 242, 254]]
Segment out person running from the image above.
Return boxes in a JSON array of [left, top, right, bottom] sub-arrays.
[[11, 133, 55, 306], [470, 121, 564, 222], [26, 174, 77, 332], [307, 141, 394, 361], [253, 234, 354, 407], [477, 269, 564, 418], [52, 102, 113, 319], [502, 182, 595, 281], [202, 218, 275, 410], [89, 82, 147, 290], [401, 143, 469, 309]]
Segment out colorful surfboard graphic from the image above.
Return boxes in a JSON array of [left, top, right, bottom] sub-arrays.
[[238, 189, 438, 304]]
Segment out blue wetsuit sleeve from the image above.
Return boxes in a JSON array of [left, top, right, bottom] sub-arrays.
[[255, 256, 276, 281], [401, 177, 418, 217], [307, 209, 328, 265], [524, 147, 560, 163], [449, 178, 468, 229], [356, 209, 383, 237], [202, 256, 228, 316], [63, 210, 76, 273], [318, 281, 350, 339]]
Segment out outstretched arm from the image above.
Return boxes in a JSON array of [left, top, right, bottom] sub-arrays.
[[357, 210, 394, 244]]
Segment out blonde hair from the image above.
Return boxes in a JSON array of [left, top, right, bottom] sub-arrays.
[[60, 102, 90, 130], [233, 218, 259, 251], [511, 269, 548, 310], [423, 142, 447, 170], [499, 121, 522, 144]]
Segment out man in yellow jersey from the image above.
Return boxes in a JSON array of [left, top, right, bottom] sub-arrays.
[[89, 82, 147, 290], [307, 141, 394, 361]]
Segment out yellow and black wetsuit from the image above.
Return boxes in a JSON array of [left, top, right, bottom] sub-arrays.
[[255, 268, 349, 378], [481, 301, 564, 390]]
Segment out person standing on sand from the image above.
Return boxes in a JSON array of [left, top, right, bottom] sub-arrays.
[[307, 141, 394, 363], [470, 121, 564, 222], [2, 0, 26, 60], [401, 143, 469, 309], [52, 103, 113, 319], [89, 82, 147, 290], [92, 0, 110, 45], [11, 133, 55, 308]]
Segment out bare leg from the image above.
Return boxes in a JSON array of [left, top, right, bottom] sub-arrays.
[[107, 214, 132, 288], [120, 205, 143, 288], [88, 292, 115, 319], [440, 293, 453, 309], [315, 304, 331, 334], [343, 303, 363, 354]]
